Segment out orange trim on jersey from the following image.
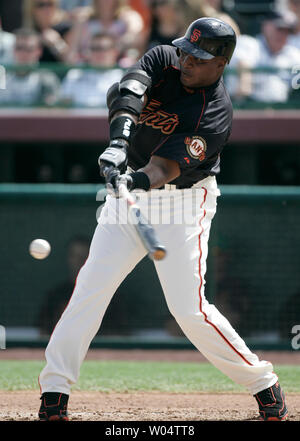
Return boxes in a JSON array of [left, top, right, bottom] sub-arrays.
[[197, 188, 253, 366], [151, 136, 170, 155], [163, 65, 180, 72], [139, 99, 179, 135], [195, 89, 206, 132]]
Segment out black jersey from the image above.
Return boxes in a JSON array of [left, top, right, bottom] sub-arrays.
[[128, 45, 233, 188]]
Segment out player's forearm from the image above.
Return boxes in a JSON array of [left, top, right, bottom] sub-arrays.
[[138, 156, 180, 189], [111, 111, 139, 125]]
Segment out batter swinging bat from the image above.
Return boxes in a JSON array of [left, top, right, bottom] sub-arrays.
[[103, 166, 166, 261], [117, 182, 167, 261]]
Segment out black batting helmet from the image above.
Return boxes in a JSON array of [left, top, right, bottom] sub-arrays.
[[172, 17, 237, 63]]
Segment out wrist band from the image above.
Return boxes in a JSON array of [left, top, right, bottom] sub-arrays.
[[129, 171, 151, 191]]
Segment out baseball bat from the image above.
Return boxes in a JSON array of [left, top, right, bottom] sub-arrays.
[[102, 165, 167, 260], [118, 182, 167, 261]]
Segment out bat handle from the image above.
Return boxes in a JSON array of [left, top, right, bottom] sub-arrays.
[[118, 182, 135, 205], [102, 165, 118, 181], [118, 184, 167, 261]]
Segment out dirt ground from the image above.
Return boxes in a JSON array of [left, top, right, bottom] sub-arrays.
[[1, 349, 300, 421]]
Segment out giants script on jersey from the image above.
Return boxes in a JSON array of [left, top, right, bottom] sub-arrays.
[[139, 99, 179, 135]]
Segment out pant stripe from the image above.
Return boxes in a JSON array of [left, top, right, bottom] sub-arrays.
[[197, 187, 253, 367]]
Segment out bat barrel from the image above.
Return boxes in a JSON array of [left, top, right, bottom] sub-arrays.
[[151, 245, 167, 261], [118, 181, 168, 261]]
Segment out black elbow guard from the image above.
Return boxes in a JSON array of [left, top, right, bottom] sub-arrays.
[[106, 69, 152, 120], [106, 82, 120, 111]]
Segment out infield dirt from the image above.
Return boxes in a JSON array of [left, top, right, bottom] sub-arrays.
[[1, 349, 299, 421]]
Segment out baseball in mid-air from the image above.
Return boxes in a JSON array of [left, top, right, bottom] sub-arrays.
[[29, 239, 51, 260]]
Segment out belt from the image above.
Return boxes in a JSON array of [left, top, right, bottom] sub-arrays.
[[163, 184, 178, 190], [126, 168, 213, 191], [162, 176, 215, 190]]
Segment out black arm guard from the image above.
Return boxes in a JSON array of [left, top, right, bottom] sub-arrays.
[[106, 69, 152, 120], [109, 115, 136, 144]]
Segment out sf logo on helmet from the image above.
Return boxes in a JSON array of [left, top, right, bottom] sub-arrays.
[[190, 29, 202, 43]]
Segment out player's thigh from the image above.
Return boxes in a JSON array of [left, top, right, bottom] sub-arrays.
[[154, 229, 202, 313], [79, 198, 147, 289], [154, 198, 216, 314]]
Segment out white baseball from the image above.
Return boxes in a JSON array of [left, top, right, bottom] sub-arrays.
[[29, 239, 51, 260]]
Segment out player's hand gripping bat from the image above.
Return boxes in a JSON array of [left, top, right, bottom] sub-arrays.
[[103, 166, 167, 261]]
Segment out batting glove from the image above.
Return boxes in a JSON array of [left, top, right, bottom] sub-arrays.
[[105, 169, 134, 198], [98, 139, 128, 177]]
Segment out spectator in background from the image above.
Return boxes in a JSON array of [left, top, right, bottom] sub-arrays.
[[0, 28, 60, 106], [184, 0, 240, 36], [37, 233, 135, 336], [58, 0, 93, 25], [210, 243, 253, 337], [288, 0, 300, 49], [145, 0, 240, 57], [37, 236, 91, 336], [129, 0, 152, 37], [164, 239, 254, 338], [70, 0, 145, 65], [23, 0, 75, 63], [227, 10, 300, 103], [59, 0, 92, 10], [36, 164, 55, 182], [0, 18, 15, 64], [147, 0, 186, 50], [59, 0, 151, 35], [60, 32, 123, 107]]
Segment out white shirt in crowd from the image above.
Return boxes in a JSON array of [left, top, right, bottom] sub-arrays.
[[59, 0, 92, 11], [60, 67, 123, 107], [0, 69, 60, 106], [226, 34, 300, 102], [0, 30, 15, 64], [288, 32, 300, 50]]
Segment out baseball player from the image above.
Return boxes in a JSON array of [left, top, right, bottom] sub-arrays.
[[38, 17, 287, 421]]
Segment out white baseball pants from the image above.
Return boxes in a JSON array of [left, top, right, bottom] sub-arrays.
[[39, 176, 277, 395]]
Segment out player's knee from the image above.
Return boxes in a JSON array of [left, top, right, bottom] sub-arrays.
[[169, 308, 206, 327]]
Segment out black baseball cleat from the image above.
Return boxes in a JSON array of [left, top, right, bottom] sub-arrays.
[[254, 382, 288, 421], [39, 392, 69, 421]]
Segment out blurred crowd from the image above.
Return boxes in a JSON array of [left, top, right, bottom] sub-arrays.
[[0, 0, 299, 106]]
